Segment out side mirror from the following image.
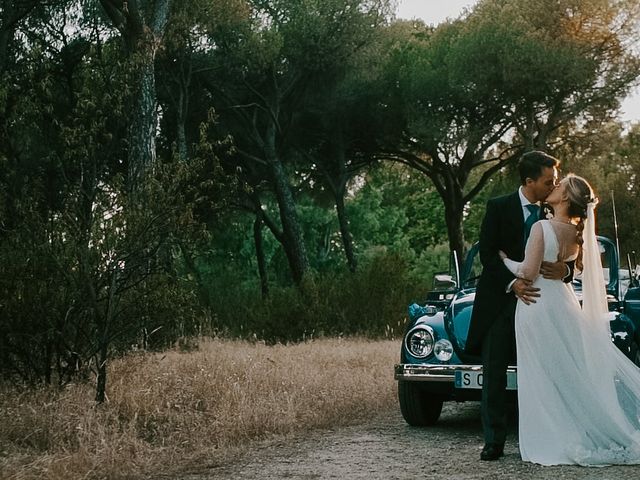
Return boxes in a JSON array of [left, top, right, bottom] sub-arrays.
[[433, 273, 457, 290]]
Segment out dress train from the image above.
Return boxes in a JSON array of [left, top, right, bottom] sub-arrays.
[[509, 220, 640, 465]]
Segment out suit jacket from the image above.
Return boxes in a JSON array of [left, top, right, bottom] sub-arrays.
[[466, 191, 550, 356]]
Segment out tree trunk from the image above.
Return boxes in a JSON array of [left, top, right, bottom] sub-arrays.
[[176, 91, 188, 161], [95, 267, 118, 403], [335, 185, 357, 272], [265, 123, 309, 285], [328, 141, 357, 273], [174, 73, 189, 160], [99, 0, 171, 191], [444, 199, 466, 267], [95, 341, 108, 403], [270, 157, 310, 284], [94, 300, 109, 403], [430, 168, 467, 264], [253, 216, 269, 298], [128, 56, 158, 190]]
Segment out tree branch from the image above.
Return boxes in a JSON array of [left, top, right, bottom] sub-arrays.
[[98, 0, 127, 37]]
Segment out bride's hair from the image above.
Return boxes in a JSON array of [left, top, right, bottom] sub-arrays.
[[564, 174, 596, 271]]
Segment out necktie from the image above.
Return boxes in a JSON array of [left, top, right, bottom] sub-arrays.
[[524, 204, 540, 241]]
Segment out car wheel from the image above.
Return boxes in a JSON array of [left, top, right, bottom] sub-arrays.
[[398, 380, 443, 426]]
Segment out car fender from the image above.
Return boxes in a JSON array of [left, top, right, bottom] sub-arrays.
[[609, 311, 637, 359]]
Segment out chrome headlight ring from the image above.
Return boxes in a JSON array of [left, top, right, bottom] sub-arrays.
[[434, 339, 454, 362], [405, 325, 435, 359]]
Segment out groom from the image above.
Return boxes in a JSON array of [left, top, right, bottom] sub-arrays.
[[466, 150, 574, 461]]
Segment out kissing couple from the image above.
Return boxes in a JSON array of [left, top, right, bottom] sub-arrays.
[[466, 150, 640, 465]]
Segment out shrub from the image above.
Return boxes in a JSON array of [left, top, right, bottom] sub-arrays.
[[207, 251, 427, 342]]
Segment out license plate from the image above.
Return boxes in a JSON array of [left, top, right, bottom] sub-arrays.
[[454, 370, 517, 390]]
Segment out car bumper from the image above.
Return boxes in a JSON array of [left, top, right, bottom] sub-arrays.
[[394, 363, 517, 383]]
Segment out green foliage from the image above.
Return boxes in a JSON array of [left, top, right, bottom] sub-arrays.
[[346, 166, 431, 252], [410, 243, 454, 291], [0, 199, 77, 384], [557, 121, 640, 260], [0, 155, 216, 384], [374, 0, 640, 257], [206, 250, 426, 342], [1, 0, 640, 389], [0, 17, 232, 385]]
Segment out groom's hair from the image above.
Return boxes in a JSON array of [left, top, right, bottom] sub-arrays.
[[518, 150, 560, 185]]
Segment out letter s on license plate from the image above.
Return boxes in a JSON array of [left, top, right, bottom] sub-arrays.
[[454, 371, 517, 390]]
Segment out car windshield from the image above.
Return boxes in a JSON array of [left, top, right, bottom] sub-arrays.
[[573, 240, 614, 291], [462, 238, 616, 292]]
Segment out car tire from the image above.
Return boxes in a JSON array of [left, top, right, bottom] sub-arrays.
[[398, 380, 443, 426]]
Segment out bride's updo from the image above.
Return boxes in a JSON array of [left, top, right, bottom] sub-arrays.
[[564, 174, 597, 271]]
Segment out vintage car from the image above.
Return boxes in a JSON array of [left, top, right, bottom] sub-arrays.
[[394, 236, 640, 426]]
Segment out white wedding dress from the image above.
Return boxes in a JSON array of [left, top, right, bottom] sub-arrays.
[[504, 219, 640, 466]]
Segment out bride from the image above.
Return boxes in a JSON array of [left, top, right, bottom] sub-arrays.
[[500, 174, 640, 466]]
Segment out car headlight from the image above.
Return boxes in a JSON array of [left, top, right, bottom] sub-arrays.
[[405, 325, 435, 358], [434, 339, 453, 362]]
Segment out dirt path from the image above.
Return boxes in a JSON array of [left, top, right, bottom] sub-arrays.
[[177, 403, 639, 479]]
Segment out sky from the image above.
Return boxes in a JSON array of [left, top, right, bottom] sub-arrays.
[[396, 0, 640, 124]]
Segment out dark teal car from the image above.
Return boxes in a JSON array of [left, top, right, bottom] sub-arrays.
[[394, 236, 640, 426]]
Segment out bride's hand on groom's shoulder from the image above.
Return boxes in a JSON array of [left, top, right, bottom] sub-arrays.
[[498, 250, 507, 260]]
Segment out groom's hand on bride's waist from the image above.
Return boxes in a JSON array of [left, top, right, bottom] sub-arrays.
[[512, 278, 540, 305], [540, 260, 570, 280]]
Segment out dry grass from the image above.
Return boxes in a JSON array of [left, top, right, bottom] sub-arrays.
[[0, 337, 399, 479]]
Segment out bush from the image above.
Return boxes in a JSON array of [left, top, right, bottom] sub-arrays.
[[207, 251, 428, 342]]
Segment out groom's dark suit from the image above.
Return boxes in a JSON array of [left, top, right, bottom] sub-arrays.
[[466, 191, 533, 357], [466, 190, 574, 449], [466, 191, 543, 449]]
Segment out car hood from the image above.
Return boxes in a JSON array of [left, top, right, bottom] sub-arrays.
[[443, 287, 620, 359]]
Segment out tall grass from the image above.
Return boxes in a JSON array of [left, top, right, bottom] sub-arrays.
[[0, 337, 399, 480]]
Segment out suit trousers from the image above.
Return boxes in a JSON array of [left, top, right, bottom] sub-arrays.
[[481, 304, 516, 446]]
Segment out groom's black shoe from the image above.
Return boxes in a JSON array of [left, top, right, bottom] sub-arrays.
[[480, 443, 504, 461]]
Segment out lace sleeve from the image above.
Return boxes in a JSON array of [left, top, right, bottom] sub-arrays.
[[501, 222, 545, 281], [503, 257, 520, 275]]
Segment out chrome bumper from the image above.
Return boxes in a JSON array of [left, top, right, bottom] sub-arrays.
[[394, 363, 517, 382]]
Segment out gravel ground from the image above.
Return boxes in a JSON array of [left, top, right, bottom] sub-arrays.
[[176, 403, 640, 480]]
